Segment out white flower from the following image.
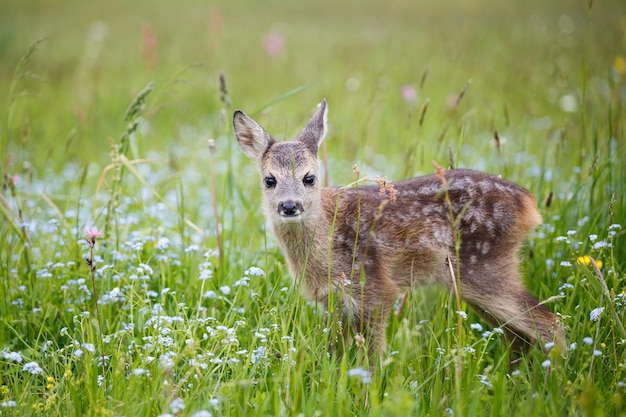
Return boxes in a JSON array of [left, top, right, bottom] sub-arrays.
[[347, 367, 372, 384], [569, 342, 577, 351], [185, 244, 200, 253], [245, 266, 265, 277], [582, 337, 593, 345], [456, 311, 468, 320], [3, 351, 23, 363], [544, 341, 555, 350], [589, 307, 604, 321], [1, 400, 17, 407], [191, 412, 213, 417], [478, 374, 492, 388], [156, 237, 170, 250], [170, 398, 185, 414], [470, 323, 483, 332], [220, 286, 231, 295], [82, 343, 96, 353], [593, 350, 602, 356], [22, 361, 44, 375], [203, 290, 217, 299], [560, 261, 572, 267], [592, 241, 611, 250], [541, 359, 551, 368]]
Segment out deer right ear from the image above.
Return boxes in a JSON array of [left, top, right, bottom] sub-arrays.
[[233, 110, 274, 160]]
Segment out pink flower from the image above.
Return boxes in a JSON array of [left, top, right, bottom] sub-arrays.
[[401, 85, 417, 105], [85, 227, 102, 245], [264, 31, 285, 57]]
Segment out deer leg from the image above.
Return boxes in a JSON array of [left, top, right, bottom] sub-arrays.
[[460, 272, 565, 363]]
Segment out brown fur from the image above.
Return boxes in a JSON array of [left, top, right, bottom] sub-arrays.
[[233, 100, 566, 366]]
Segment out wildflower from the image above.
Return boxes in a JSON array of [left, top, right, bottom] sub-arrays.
[[82, 343, 96, 353], [251, 346, 266, 364], [592, 241, 611, 250], [478, 374, 492, 388], [46, 376, 54, 390], [541, 359, 551, 368], [220, 286, 231, 295], [191, 411, 213, 417], [3, 351, 23, 363], [578, 255, 603, 269], [264, 31, 284, 57], [156, 237, 170, 250], [615, 55, 626, 75], [23, 361, 44, 375], [593, 350, 602, 356], [569, 342, 577, 351], [354, 333, 366, 348], [347, 367, 372, 384], [401, 85, 418, 105], [84, 227, 102, 246], [544, 341, 555, 350], [245, 266, 264, 277], [560, 261, 572, 267], [470, 322, 483, 332], [582, 337, 593, 345], [1, 401, 16, 408], [589, 307, 604, 321], [456, 310, 468, 320], [185, 244, 199, 253], [559, 94, 577, 113], [170, 398, 185, 414]]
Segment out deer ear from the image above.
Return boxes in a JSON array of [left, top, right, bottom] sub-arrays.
[[233, 110, 274, 160], [297, 99, 328, 155]]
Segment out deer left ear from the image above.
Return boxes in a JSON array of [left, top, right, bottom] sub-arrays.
[[297, 99, 327, 155]]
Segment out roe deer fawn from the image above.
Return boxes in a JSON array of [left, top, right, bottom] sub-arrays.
[[233, 99, 565, 366]]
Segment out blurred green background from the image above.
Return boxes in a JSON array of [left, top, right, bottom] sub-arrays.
[[1, 0, 624, 178]]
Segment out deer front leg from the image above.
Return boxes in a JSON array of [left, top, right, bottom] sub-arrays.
[[347, 294, 394, 369]]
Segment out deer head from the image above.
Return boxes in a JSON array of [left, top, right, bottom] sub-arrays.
[[233, 99, 328, 225]]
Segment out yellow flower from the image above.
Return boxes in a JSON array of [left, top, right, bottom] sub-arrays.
[[615, 56, 626, 75], [64, 369, 72, 377], [577, 255, 602, 269]]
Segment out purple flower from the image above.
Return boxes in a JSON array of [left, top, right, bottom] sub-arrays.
[[401, 85, 417, 105], [264, 31, 284, 57]]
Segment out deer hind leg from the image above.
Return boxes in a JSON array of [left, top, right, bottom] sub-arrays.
[[460, 270, 565, 363]]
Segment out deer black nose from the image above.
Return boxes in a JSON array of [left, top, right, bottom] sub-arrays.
[[279, 201, 302, 217]]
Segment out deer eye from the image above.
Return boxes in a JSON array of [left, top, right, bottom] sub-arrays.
[[264, 176, 277, 189], [303, 174, 316, 187]]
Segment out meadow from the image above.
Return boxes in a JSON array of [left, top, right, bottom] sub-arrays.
[[0, 0, 625, 415]]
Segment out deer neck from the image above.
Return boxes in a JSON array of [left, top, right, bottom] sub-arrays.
[[270, 200, 331, 282]]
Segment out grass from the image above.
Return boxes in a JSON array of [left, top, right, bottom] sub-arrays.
[[1, 0, 625, 415]]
